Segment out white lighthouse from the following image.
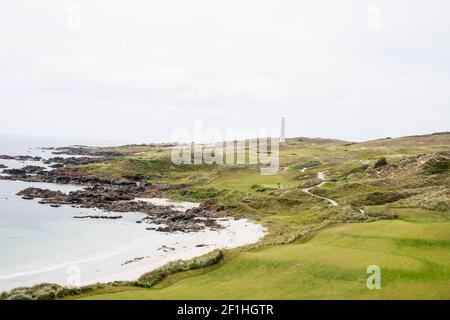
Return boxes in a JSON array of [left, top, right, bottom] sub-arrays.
[[280, 117, 286, 143]]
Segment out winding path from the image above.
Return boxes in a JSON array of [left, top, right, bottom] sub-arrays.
[[301, 171, 338, 207]]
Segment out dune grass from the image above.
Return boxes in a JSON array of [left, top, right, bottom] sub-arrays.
[[75, 217, 450, 300]]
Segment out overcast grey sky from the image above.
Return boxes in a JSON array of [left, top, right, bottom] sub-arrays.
[[0, 0, 449, 144]]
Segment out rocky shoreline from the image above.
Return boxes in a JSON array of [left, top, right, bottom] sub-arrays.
[[0, 155, 42, 161], [1, 146, 223, 233], [73, 214, 123, 219]]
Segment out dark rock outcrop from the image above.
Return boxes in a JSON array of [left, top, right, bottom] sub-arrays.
[[74, 215, 123, 219], [0, 155, 42, 161], [16, 186, 221, 233], [2, 145, 223, 233]]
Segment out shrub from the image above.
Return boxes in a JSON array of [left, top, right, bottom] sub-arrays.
[[337, 165, 368, 180], [349, 164, 368, 175], [356, 191, 411, 206], [178, 187, 225, 200], [297, 161, 321, 170], [423, 157, 450, 175], [0, 282, 127, 300], [137, 250, 224, 288], [374, 157, 387, 168], [395, 187, 450, 211], [0, 284, 61, 300], [5, 293, 33, 300]]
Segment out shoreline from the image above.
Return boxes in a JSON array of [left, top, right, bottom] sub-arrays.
[[73, 217, 265, 288], [0, 216, 265, 292], [0, 146, 265, 293], [0, 175, 266, 292]]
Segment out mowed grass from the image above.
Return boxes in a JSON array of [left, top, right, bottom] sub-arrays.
[[208, 171, 297, 192], [76, 218, 450, 300]]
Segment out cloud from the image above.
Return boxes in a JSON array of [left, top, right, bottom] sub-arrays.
[[0, 0, 449, 143]]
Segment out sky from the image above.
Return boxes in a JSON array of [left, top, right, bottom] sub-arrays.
[[0, 0, 449, 144]]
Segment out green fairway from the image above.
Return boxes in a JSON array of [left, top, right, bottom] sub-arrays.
[[209, 172, 297, 192], [77, 217, 450, 300]]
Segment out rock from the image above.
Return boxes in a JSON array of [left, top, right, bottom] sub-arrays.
[[73, 215, 123, 219], [3, 169, 26, 176], [168, 212, 195, 221], [15, 185, 221, 232], [44, 156, 106, 166], [158, 245, 175, 251], [115, 178, 136, 186], [156, 226, 171, 232], [121, 256, 148, 266], [2, 165, 45, 176], [1, 146, 221, 234], [51, 146, 126, 158], [17, 188, 66, 199], [203, 219, 220, 228], [22, 165, 46, 174], [0, 155, 42, 161]]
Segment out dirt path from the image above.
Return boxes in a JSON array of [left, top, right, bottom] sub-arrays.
[[301, 171, 338, 207]]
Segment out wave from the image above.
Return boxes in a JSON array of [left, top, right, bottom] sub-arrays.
[[0, 249, 121, 281]]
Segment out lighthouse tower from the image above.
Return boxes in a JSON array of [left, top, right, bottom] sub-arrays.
[[280, 117, 286, 143]]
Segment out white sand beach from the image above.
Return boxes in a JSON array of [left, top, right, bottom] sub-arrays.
[[0, 189, 265, 291]]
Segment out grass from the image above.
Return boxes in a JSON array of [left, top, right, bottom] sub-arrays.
[[208, 172, 297, 192], [76, 218, 450, 300], [391, 208, 450, 222], [4, 133, 449, 300], [66, 133, 449, 300]]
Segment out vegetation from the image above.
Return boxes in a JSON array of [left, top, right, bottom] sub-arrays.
[[423, 157, 450, 175], [136, 250, 224, 288], [374, 157, 388, 168], [3, 133, 449, 299], [354, 191, 412, 206], [1, 250, 224, 300], [1, 283, 109, 300], [75, 219, 450, 300]]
